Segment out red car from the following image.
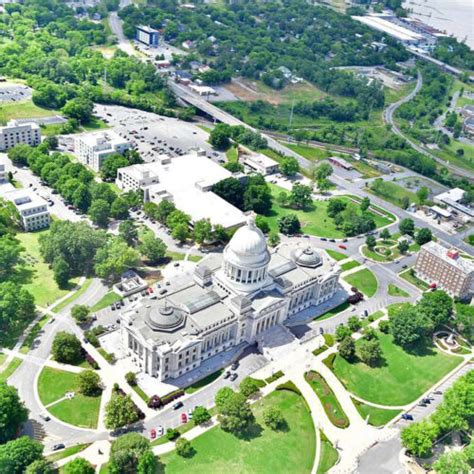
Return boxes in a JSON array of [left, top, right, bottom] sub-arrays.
[[148, 287, 154, 294], [150, 428, 157, 439], [180, 413, 187, 423], [338, 245, 347, 250]]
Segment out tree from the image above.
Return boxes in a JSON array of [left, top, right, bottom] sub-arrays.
[[327, 199, 346, 218], [401, 196, 410, 210], [416, 186, 429, 204], [347, 316, 361, 332], [415, 227, 432, 245], [268, 231, 280, 247], [401, 419, 438, 457], [255, 215, 270, 234], [139, 232, 166, 264], [61, 97, 94, 124], [358, 338, 381, 366], [263, 407, 285, 430], [313, 163, 332, 181], [209, 123, 231, 150], [0, 436, 43, 474], [289, 183, 312, 209], [78, 370, 102, 396], [0, 382, 28, 444], [109, 433, 151, 474], [239, 377, 261, 398], [418, 290, 452, 327], [119, 220, 138, 246], [25, 459, 54, 474], [89, 199, 110, 227], [380, 228, 391, 241], [215, 388, 254, 436], [244, 183, 272, 215], [335, 324, 352, 342], [212, 178, 245, 210], [397, 239, 409, 254], [279, 157, 299, 176], [278, 214, 301, 235], [171, 223, 190, 243], [7, 144, 33, 166], [175, 437, 193, 457], [137, 450, 157, 474], [101, 154, 129, 181], [389, 304, 431, 347], [94, 237, 140, 281], [338, 336, 356, 361], [360, 197, 370, 211], [105, 394, 139, 430], [365, 235, 376, 250], [51, 332, 82, 364], [125, 372, 137, 386], [399, 218, 415, 237], [0, 281, 35, 334], [155, 200, 176, 224], [63, 457, 95, 474], [433, 451, 470, 474], [53, 257, 71, 288], [193, 219, 212, 245], [110, 198, 129, 220], [192, 406, 211, 425], [71, 305, 90, 323], [0, 235, 23, 280], [43, 135, 58, 151]]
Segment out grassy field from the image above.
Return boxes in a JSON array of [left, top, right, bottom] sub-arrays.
[[0, 100, 59, 124], [368, 180, 421, 208], [315, 301, 350, 322], [285, 143, 330, 162], [399, 268, 429, 290], [184, 369, 224, 394], [46, 444, 90, 463], [332, 332, 462, 405], [263, 184, 393, 238], [0, 358, 22, 383], [352, 399, 400, 426], [16, 231, 79, 307], [90, 291, 122, 312], [20, 314, 50, 354], [305, 371, 349, 428], [340, 260, 361, 272], [326, 250, 347, 261], [387, 284, 409, 297], [52, 278, 93, 313], [343, 269, 378, 297], [159, 390, 315, 474], [317, 432, 339, 474], [38, 367, 101, 428]]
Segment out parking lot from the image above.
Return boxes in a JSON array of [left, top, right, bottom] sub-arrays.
[[0, 83, 32, 103]]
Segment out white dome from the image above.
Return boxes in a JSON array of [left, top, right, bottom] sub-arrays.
[[228, 216, 267, 257]]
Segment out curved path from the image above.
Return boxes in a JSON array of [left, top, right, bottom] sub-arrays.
[[383, 70, 474, 181]]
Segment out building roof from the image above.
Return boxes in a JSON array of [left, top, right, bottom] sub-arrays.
[[0, 119, 40, 132], [421, 241, 474, 274], [76, 130, 128, 148], [353, 15, 423, 42], [0, 185, 47, 212], [137, 25, 159, 34], [243, 152, 278, 170], [430, 205, 452, 218], [435, 188, 465, 203]]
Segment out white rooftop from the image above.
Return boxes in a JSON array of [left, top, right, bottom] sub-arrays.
[[422, 241, 474, 274], [435, 188, 465, 203], [353, 15, 423, 42], [77, 130, 127, 147], [0, 185, 47, 212], [244, 152, 278, 168]]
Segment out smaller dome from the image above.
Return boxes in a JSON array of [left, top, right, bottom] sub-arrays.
[[145, 301, 185, 332], [292, 246, 322, 268]]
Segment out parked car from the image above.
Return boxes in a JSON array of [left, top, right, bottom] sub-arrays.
[[401, 414, 413, 421], [52, 444, 65, 451], [150, 428, 157, 439], [230, 373, 238, 382], [180, 413, 187, 423], [39, 413, 50, 422], [157, 425, 164, 436], [173, 401, 183, 410], [223, 371, 231, 379], [338, 245, 347, 250], [231, 361, 239, 371]]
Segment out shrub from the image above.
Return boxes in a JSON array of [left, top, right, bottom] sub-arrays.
[[379, 320, 390, 333], [323, 353, 336, 370], [166, 428, 180, 441], [276, 381, 301, 395], [175, 437, 193, 457], [125, 372, 137, 386], [78, 370, 102, 396], [263, 407, 285, 430]]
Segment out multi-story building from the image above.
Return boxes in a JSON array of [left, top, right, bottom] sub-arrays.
[[0, 164, 7, 183], [0, 120, 41, 151], [136, 25, 159, 47], [120, 216, 341, 381], [415, 241, 474, 299], [74, 131, 130, 172], [0, 184, 50, 231], [116, 149, 246, 230]]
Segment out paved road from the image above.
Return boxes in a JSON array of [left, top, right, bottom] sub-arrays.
[[383, 70, 473, 181]]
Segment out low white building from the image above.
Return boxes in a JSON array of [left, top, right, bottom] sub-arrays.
[[116, 149, 246, 230], [434, 188, 474, 222], [0, 184, 50, 231], [243, 152, 279, 176], [74, 131, 130, 172], [0, 120, 41, 151]]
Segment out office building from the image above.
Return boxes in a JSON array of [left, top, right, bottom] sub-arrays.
[[0, 120, 41, 151], [136, 25, 159, 47]]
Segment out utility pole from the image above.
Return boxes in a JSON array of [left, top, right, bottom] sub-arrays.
[[288, 99, 295, 140]]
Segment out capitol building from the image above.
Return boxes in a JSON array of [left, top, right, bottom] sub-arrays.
[[120, 217, 341, 382]]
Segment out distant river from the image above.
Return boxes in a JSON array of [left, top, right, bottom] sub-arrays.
[[403, 0, 473, 49]]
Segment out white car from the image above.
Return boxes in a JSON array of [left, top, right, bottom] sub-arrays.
[[157, 425, 164, 436]]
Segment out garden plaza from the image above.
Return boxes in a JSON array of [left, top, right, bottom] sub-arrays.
[[119, 216, 341, 381]]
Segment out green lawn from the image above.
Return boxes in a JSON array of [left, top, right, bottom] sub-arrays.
[[317, 431, 339, 474], [340, 260, 361, 272], [305, 371, 349, 428], [38, 367, 101, 429], [343, 269, 378, 297], [315, 301, 350, 322], [360, 310, 385, 329], [0, 358, 22, 383], [368, 180, 421, 208], [0, 353, 6, 366], [352, 398, 400, 426], [263, 184, 392, 238], [52, 278, 93, 313], [0, 100, 59, 124], [90, 291, 122, 312], [16, 231, 79, 307], [326, 250, 347, 261], [332, 332, 463, 405], [20, 314, 50, 354], [285, 143, 330, 162], [387, 284, 409, 297], [399, 268, 429, 290], [159, 390, 315, 474], [225, 145, 238, 163], [46, 443, 90, 463], [184, 369, 224, 394]]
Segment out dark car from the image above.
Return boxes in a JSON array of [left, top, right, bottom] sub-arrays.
[[52, 444, 65, 451], [230, 373, 238, 381], [418, 402, 427, 407], [231, 361, 239, 371], [111, 304, 116, 311], [320, 238, 327, 241], [401, 414, 414, 421], [223, 371, 231, 379], [173, 401, 184, 410], [329, 239, 336, 243]]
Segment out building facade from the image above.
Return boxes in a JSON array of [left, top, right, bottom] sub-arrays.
[[136, 25, 159, 47], [415, 241, 474, 299], [74, 131, 130, 172], [120, 217, 340, 381], [0, 120, 41, 151]]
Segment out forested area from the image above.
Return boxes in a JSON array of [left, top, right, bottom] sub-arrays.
[[433, 37, 474, 72], [0, 0, 177, 117]]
